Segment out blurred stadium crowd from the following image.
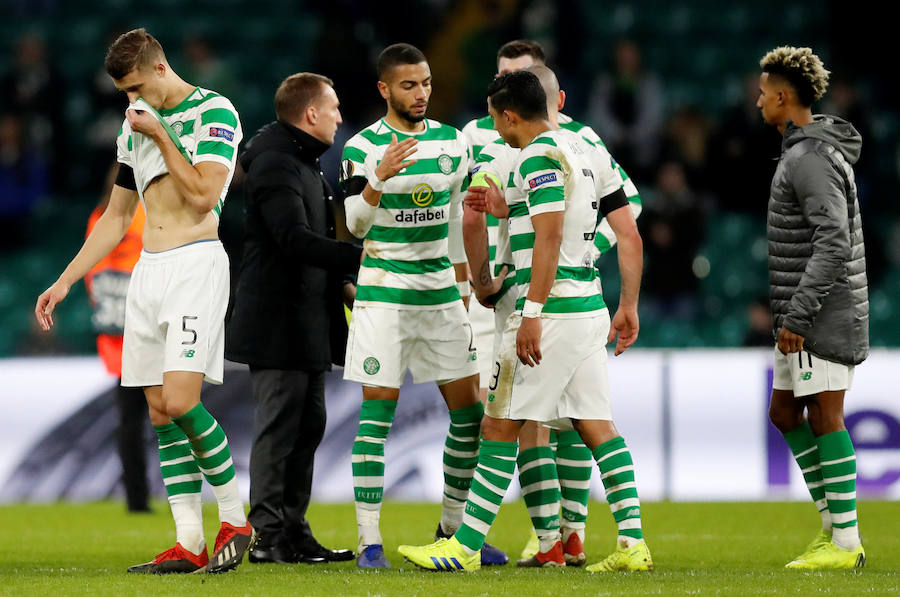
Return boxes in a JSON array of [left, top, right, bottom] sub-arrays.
[[1, 0, 897, 355]]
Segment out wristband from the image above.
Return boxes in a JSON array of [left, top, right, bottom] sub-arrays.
[[522, 299, 544, 318], [368, 174, 385, 192], [457, 281, 471, 297]]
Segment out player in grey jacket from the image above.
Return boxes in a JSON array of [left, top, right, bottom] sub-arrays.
[[757, 46, 867, 570]]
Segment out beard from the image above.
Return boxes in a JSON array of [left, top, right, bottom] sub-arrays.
[[389, 95, 426, 123]]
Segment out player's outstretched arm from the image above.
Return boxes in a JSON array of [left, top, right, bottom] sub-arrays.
[[35, 184, 140, 331], [605, 202, 643, 355]]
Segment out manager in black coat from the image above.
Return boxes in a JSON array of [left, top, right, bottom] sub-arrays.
[[226, 73, 361, 564]]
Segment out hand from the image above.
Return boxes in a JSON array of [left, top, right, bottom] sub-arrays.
[[126, 108, 163, 139], [516, 316, 542, 367], [35, 279, 71, 331], [373, 133, 418, 182], [777, 327, 804, 353], [342, 282, 357, 309], [607, 306, 639, 356], [465, 177, 509, 218], [475, 265, 509, 307]]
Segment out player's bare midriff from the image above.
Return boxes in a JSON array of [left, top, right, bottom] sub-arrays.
[[141, 173, 219, 252]]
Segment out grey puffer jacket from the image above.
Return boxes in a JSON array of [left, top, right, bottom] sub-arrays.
[[767, 115, 868, 365]]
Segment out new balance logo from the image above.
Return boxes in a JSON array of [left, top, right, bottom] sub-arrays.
[[801, 372, 813, 381], [181, 349, 196, 358]]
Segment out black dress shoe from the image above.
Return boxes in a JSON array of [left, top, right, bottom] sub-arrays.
[[248, 538, 299, 564], [294, 542, 354, 564]]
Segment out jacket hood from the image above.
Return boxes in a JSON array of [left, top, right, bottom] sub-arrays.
[[784, 115, 862, 164], [240, 120, 331, 170]]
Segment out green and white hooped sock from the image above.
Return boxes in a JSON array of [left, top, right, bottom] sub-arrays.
[[155, 423, 204, 554], [783, 421, 832, 531], [594, 436, 643, 547], [352, 399, 397, 547], [172, 404, 246, 527], [517, 446, 561, 551], [816, 430, 860, 550], [555, 429, 592, 543], [455, 440, 518, 554], [440, 402, 483, 534]]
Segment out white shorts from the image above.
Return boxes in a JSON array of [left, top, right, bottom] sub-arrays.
[[486, 312, 612, 429], [344, 302, 479, 387], [122, 240, 229, 387], [772, 347, 854, 398], [492, 289, 516, 366], [468, 297, 495, 389]]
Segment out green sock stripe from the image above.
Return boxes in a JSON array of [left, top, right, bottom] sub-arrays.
[[171, 403, 216, 438], [607, 486, 638, 504], [205, 468, 235, 486], [548, 429, 558, 444], [444, 475, 474, 491], [158, 443, 192, 461], [161, 461, 201, 477], [832, 520, 859, 529], [825, 479, 856, 493], [828, 499, 857, 514], [449, 401, 484, 423], [357, 422, 393, 437], [445, 436, 479, 451], [816, 430, 855, 460], [555, 429, 583, 447], [620, 528, 643, 540], [352, 441, 386, 455], [352, 461, 385, 475], [444, 453, 478, 469], [166, 480, 202, 495], [360, 399, 398, 421], [193, 442, 231, 471], [603, 469, 636, 490], [154, 423, 187, 445], [592, 435, 626, 460], [456, 525, 485, 552], [783, 420, 816, 455]]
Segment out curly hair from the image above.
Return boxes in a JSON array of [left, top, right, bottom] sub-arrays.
[[759, 46, 830, 107]]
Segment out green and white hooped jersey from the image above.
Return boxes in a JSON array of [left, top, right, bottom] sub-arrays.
[[340, 118, 469, 310], [462, 113, 641, 264], [115, 87, 242, 220], [508, 129, 623, 318]]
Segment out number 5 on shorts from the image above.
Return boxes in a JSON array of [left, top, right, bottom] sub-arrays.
[[182, 315, 198, 345]]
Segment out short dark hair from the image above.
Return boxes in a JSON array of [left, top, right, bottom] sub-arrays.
[[275, 72, 334, 122], [760, 46, 830, 107], [104, 28, 165, 80], [497, 40, 545, 65], [377, 43, 427, 80], [487, 70, 547, 121]]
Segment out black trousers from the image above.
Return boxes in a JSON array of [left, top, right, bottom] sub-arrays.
[[115, 383, 150, 512], [248, 367, 327, 548]]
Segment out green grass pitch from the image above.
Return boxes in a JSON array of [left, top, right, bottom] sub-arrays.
[[1, 500, 897, 596]]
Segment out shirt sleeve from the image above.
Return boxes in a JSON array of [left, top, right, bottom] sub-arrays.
[[116, 120, 133, 168], [193, 96, 242, 169], [521, 152, 566, 216]]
